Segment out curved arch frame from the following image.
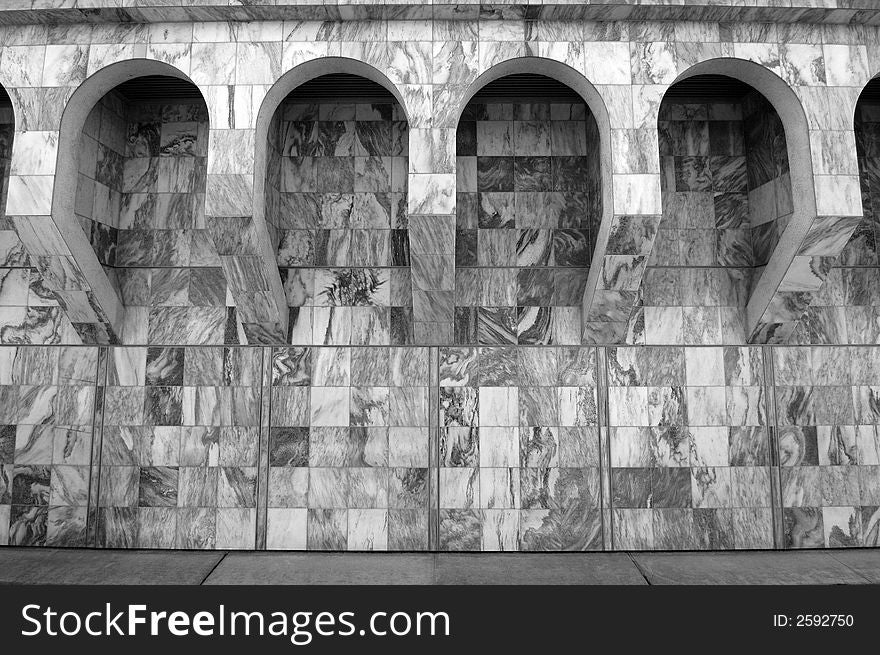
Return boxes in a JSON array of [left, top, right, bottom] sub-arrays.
[[668, 57, 817, 339], [53, 58, 205, 339]]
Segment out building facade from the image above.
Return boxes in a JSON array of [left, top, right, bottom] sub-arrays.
[[0, 0, 879, 551]]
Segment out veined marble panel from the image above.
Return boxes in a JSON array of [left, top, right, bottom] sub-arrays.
[[607, 346, 773, 550], [266, 346, 430, 551], [95, 346, 261, 549], [774, 346, 880, 548], [0, 346, 99, 547], [438, 345, 603, 551]]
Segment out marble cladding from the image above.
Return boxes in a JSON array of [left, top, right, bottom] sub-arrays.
[[454, 101, 601, 346], [0, 106, 77, 345], [0, 19, 874, 347], [1, 2, 878, 25], [265, 101, 414, 347], [607, 346, 773, 550], [266, 346, 429, 550], [75, 95, 231, 346], [0, 346, 99, 547], [642, 95, 792, 346], [438, 346, 603, 551], [743, 93, 793, 269], [794, 101, 880, 345], [2, 343, 880, 550], [95, 346, 261, 549], [774, 346, 880, 548]]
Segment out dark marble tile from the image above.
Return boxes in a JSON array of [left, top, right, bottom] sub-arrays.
[[138, 466, 178, 507], [145, 347, 184, 386], [476, 157, 514, 192], [477, 307, 517, 345], [552, 229, 590, 267], [456, 121, 477, 157], [552, 157, 589, 192], [514, 156, 552, 192], [269, 427, 309, 467], [439, 509, 481, 551], [126, 121, 161, 157]]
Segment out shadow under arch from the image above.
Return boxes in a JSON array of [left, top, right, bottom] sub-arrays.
[[51, 58, 207, 337], [668, 57, 817, 332]]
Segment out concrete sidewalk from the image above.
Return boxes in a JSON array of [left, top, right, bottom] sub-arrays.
[[0, 548, 878, 585]]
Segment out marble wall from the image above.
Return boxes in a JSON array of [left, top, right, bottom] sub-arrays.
[[267, 346, 429, 550], [454, 98, 601, 346], [0, 102, 74, 344], [795, 100, 880, 345], [644, 92, 793, 345], [95, 346, 261, 549], [0, 10, 879, 553], [438, 346, 603, 551], [0, 17, 872, 348], [3, 343, 880, 550], [266, 99, 413, 346], [774, 347, 880, 548], [608, 346, 773, 550], [0, 346, 99, 547]]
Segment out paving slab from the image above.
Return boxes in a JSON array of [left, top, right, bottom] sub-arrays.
[[826, 549, 880, 583], [0, 548, 225, 585], [433, 553, 647, 585], [630, 551, 872, 585], [204, 553, 435, 585]]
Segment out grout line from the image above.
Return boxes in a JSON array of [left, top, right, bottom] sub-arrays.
[[200, 552, 229, 585], [626, 552, 652, 585]]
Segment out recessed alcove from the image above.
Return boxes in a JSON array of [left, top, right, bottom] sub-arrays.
[[71, 75, 227, 344], [648, 74, 794, 345], [263, 73, 412, 346], [454, 74, 603, 346]]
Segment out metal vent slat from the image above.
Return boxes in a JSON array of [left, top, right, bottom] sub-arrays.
[[663, 74, 753, 100], [114, 75, 204, 102], [473, 74, 581, 101], [860, 78, 880, 104], [285, 74, 395, 102]]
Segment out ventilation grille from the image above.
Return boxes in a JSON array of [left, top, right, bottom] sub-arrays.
[[114, 75, 204, 102], [472, 74, 582, 102], [663, 74, 754, 101], [860, 78, 880, 105], [284, 74, 396, 102]]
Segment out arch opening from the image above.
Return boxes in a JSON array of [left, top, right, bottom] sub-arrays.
[[263, 73, 412, 346], [68, 73, 226, 344], [453, 73, 603, 345], [648, 73, 795, 344]]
